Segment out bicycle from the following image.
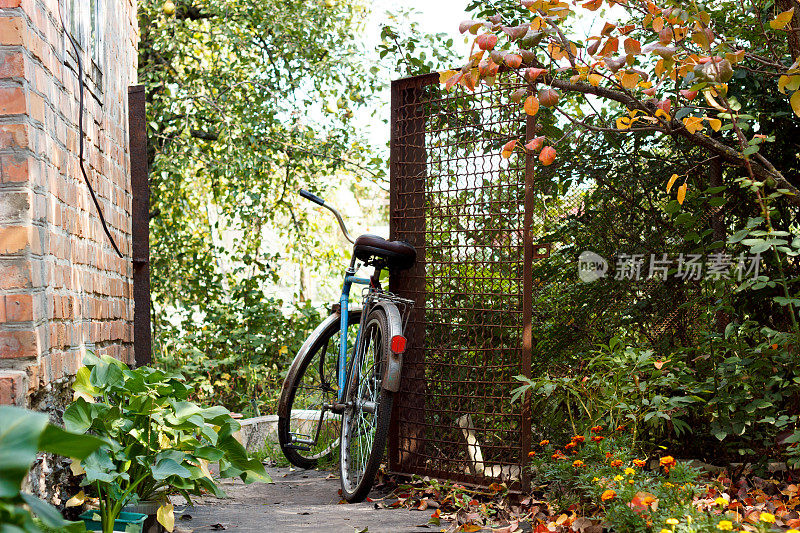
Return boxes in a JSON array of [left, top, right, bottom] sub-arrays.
[[277, 189, 416, 502]]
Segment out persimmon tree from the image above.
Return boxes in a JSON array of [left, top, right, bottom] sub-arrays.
[[444, 0, 800, 211]]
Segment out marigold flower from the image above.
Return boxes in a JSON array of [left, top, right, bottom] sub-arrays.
[[605, 452, 613, 459], [624, 467, 636, 476], [528, 451, 536, 457], [540, 440, 549, 446], [616, 425, 626, 431], [591, 425, 603, 433], [714, 497, 727, 507], [572, 435, 586, 443], [633, 459, 646, 467], [666, 518, 679, 525], [628, 479, 635, 484], [610, 459, 623, 467], [592, 477, 599, 482], [759, 512, 775, 523], [614, 475, 624, 481], [787, 529, 799, 533], [552, 452, 565, 460], [659, 456, 676, 468], [565, 442, 577, 450], [573, 460, 585, 467], [660, 529, 671, 533], [601, 489, 616, 502], [717, 520, 733, 531], [591, 436, 604, 442]]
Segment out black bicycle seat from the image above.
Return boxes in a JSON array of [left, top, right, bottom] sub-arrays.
[[353, 235, 416, 271]]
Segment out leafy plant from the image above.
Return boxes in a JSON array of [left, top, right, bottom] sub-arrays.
[[63, 353, 270, 533], [0, 406, 104, 532]]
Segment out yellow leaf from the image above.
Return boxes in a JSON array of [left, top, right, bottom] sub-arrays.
[[66, 491, 86, 508], [199, 459, 213, 480], [524, 95, 540, 116], [620, 71, 640, 89], [791, 90, 800, 118], [666, 173, 679, 193], [677, 182, 688, 205], [682, 116, 705, 134], [588, 73, 602, 86], [653, 16, 664, 32], [460, 525, 482, 532], [616, 116, 632, 130], [780, 75, 800, 94], [770, 7, 795, 30], [157, 503, 175, 533], [706, 117, 722, 131], [439, 70, 458, 84], [703, 90, 727, 112], [70, 460, 85, 476], [655, 109, 671, 121]]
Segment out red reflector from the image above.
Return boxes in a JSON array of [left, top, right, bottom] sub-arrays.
[[391, 335, 407, 354]]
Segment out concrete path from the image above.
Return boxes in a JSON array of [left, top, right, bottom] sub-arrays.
[[174, 467, 453, 533]]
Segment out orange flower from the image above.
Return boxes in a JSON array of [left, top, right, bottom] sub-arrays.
[[601, 489, 617, 502], [552, 452, 566, 460], [573, 460, 585, 467], [591, 425, 603, 433], [610, 459, 623, 467], [591, 436, 604, 442], [528, 451, 536, 457], [605, 452, 613, 459], [616, 425, 627, 432], [572, 435, 586, 443], [659, 456, 676, 468], [565, 442, 577, 450], [540, 440, 550, 446], [633, 459, 646, 468]]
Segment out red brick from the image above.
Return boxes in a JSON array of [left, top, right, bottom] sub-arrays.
[[5, 294, 33, 322], [0, 50, 25, 78], [0, 260, 33, 289], [0, 225, 40, 254], [0, 153, 30, 183], [0, 87, 25, 116], [0, 123, 29, 149], [0, 17, 25, 46], [0, 330, 38, 358], [28, 91, 44, 123], [25, 362, 39, 392], [0, 370, 26, 405]]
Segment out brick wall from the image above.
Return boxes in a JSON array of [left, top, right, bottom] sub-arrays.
[[0, 0, 139, 405]]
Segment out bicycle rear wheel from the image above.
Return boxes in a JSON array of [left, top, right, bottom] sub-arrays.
[[339, 306, 394, 502], [278, 309, 361, 469]]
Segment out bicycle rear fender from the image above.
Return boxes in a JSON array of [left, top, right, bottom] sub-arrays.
[[373, 301, 405, 393], [278, 306, 362, 420]]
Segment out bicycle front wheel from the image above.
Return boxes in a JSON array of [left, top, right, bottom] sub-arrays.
[[278, 309, 361, 469], [340, 306, 394, 502]]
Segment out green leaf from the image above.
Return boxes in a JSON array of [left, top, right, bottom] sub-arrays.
[[38, 424, 104, 460], [20, 493, 70, 528], [0, 407, 48, 498], [151, 458, 192, 480]]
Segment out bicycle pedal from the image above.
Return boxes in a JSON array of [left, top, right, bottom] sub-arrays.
[[284, 443, 312, 451], [289, 433, 314, 445]]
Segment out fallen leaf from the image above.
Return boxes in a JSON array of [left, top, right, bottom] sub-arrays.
[[157, 503, 175, 533], [65, 491, 86, 508]]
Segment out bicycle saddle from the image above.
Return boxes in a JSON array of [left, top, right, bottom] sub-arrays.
[[353, 234, 416, 271]]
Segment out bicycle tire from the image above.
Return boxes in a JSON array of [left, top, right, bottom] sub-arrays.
[[339, 306, 394, 502], [278, 309, 362, 469]]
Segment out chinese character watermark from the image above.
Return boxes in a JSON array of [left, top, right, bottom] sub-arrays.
[[577, 251, 761, 283]]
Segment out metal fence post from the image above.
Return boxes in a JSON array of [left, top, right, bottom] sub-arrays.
[[128, 85, 152, 367]]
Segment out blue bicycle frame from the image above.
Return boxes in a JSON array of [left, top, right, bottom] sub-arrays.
[[337, 269, 371, 402]]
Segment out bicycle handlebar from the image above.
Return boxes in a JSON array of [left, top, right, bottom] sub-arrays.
[[299, 189, 325, 206], [298, 189, 355, 244]]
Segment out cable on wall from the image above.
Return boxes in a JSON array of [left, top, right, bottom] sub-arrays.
[[57, 4, 123, 258]]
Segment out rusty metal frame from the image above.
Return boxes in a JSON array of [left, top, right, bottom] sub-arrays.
[[128, 85, 152, 367], [388, 72, 533, 489]]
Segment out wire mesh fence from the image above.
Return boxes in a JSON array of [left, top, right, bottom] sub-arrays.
[[387, 71, 726, 488]]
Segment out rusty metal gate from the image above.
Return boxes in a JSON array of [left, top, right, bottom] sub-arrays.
[[388, 72, 536, 489], [386, 68, 726, 488]]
